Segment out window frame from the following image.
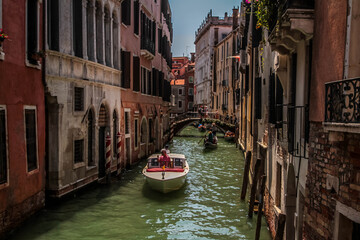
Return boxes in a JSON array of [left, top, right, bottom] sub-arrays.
[[24, 105, 39, 174], [74, 86, 85, 113], [73, 139, 85, 166], [0, 106, 9, 188], [25, 0, 41, 69]]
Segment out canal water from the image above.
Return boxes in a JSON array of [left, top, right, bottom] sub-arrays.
[[8, 126, 271, 240]]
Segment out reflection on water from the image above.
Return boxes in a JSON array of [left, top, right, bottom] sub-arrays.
[[8, 126, 271, 240]]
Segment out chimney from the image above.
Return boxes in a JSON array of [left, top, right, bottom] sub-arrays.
[[224, 12, 228, 19], [233, 8, 239, 30], [214, 28, 219, 45]]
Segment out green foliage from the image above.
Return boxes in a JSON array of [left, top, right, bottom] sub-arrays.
[[254, 0, 279, 30]]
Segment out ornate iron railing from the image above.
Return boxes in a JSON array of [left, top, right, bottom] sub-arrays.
[[325, 78, 360, 123]]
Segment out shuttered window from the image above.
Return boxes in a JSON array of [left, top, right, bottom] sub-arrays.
[[25, 109, 37, 172], [121, 0, 131, 26], [288, 54, 297, 153], [74, 139, 84, 163], [48, 0, 59, 51], [0, 109, 7, 184], [133, 56, 140, 91], [134, 0, 139, 35], [74, 87, 84, 111], [152, 68, 157, 96], [121, 50, 131, 88]]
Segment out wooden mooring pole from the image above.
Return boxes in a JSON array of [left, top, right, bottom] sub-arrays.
[[248, 158, 262, 218], [241, 151, 251, 200], [275, 214, 286, 240], [255, 175, 267, 240]]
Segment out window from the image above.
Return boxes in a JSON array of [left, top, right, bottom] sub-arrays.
[[48, 0, 59, 51], [188, 102, 193, 110], [74, 87, 84, 111], [113, 111, 118, 158], [25, 108, 37, 172], [121, 0, 131, 26], [0, 108, 7, 184], [134, 0, 139, 35], [189, 76, 194, 83], [27, 0, 39, 65], [113, 11, 119, 69], [96, 1, 103, 64], [134, 119, 138, 148], [178, 89, 183, 95], [133, 56, 140, 91], [121, 50, 131, 88], [74, 139, 84, 164], [87, 110, 94, 166], [104, 6, 111, 66], [86, 1, 95, 61], [178, 101, 182, 108], [73, 0, 83, 58], [148, 119, 153, 142], [189, 88, 194, 96], [125, 111, 130, 134], [141, 67, 151, 94]]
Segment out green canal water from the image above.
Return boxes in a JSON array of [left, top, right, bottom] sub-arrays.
[[8, 126, 271, 240]]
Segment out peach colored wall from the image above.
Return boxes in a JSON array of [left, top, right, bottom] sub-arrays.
[[309, 0, 347, 122]]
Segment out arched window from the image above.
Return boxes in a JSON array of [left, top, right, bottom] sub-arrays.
[[88, 109, 95, 166], [104, 5, 111, 67], [113, 110, 118, 158], [141, 118, 147, 144], [86, 0, 95, 61], [95, 0, 103, 64], [112, 11, 119, 69]]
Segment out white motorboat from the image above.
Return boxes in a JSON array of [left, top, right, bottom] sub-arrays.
[[142, 153, 189, 193]]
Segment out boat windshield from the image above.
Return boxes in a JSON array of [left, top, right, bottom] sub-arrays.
[[147, 157, 184, 169]]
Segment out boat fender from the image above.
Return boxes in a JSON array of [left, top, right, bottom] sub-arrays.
[[162, 172, 165, 179]]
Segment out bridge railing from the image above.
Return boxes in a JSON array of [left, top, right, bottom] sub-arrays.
[[171, 111, 238, 126]]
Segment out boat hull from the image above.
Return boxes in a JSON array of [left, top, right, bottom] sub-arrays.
[[145, 174, 186, 193], [204, 141, 217, 149]]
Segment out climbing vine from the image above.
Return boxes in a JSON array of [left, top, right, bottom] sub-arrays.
[[244, 0, 279, 30]]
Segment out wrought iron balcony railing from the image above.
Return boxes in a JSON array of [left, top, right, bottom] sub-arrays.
[[325, 78, 360, 123]]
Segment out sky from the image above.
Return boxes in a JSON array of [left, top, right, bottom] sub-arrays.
[[169, 0, 241, 58]]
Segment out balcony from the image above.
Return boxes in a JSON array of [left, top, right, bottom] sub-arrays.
[[140, 37, 155, 60], [325, 78, 360, 124], [269, 0, 314, 55]]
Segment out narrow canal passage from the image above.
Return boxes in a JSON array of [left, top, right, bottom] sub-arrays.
[[9, 126, 271, 240]]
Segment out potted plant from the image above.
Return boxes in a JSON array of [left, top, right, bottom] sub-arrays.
[[0, 28, 9, 48]]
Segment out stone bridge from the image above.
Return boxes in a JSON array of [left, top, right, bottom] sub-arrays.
[[169, 112, 236, 139]]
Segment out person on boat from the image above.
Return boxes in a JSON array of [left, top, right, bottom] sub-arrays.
[[213, 131, 218, 144], [211, 123, 217, 134], [165, 145, 170, 155], [159, 149, 170, 168], [207, 131, 214, 143]]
